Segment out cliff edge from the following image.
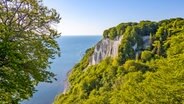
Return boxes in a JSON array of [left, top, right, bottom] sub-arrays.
[[54, 18, 184, 104]]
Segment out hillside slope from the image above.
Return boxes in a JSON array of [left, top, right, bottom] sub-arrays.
[[54, 18, 184, 104]]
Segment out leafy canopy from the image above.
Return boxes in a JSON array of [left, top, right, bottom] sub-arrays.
[[0, 0, 61, 103], [54, 18, 184, 104]]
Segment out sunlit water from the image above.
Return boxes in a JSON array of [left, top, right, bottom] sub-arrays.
[[22, 36, 101, 104]]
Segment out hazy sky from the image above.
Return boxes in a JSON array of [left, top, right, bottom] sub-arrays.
[[43, 0, 184, 36]]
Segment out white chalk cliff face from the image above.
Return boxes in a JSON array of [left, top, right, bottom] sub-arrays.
[[89, 35, 151, 65], [89, 36, 122, 65], [142, 36, 150, 49]]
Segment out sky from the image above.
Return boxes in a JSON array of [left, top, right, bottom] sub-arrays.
[[43, 0, 184, 36]]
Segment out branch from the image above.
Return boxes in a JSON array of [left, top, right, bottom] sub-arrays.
[[3, 0, 9, 24], [9, 0, 24, 26]]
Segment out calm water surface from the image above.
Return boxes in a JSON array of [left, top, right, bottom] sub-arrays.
[[22, 36, 101, 104]]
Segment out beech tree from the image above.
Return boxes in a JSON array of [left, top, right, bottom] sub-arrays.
[[0, 0, 61, 103]]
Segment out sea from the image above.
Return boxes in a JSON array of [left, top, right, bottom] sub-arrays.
[[22, 36, 101, 104]]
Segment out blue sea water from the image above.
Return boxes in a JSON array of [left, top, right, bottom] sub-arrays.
[[22, 36, 101, 104]]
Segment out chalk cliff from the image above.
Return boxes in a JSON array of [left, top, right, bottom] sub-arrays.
[[89, 35, 151, 65], [54, 18, 184, 104], [89, 36, 122, 65]]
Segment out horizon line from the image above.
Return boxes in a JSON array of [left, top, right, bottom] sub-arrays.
[[60, 34, 102, 36]]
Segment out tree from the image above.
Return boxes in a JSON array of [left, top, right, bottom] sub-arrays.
[[109, 27, 117, 40], [152, 40, 161, 55], [53, 18, 184, 104], [103, 29, 109, 38], [0, 0, 61, 103], [141, 50, 153, 62]]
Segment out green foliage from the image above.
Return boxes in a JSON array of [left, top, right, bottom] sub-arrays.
[[103, 29, 109, 38], [111, 55, 184, 104], [117, 26, 141, 64], [54, 18, 184, 104], [103, 27, 118, 40], [138, 20, 158, 36], [123, 60, 149, 72], [167, 33, 184, 57], [0, 0, 61, 103], [109, 27, 118, 39], [141, 50, 153, 62], [102, 22, 137, 40], [117, 21, 158, 64], [68, 47, 94, 86], [116, 22, 137, 36]]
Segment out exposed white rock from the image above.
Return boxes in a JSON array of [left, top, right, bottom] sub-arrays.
[[142, 36, 150, 49], [89, 35, 151, 65], [89, 36, 123, 65], [132, 43, 137, 51]]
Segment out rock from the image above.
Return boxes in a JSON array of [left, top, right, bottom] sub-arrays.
[[89, 35, 151, 65], [89, 36, 123, 65], [142, 36, 150, 49]]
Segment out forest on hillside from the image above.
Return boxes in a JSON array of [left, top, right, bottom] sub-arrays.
[[54, 18, 184, 104]]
